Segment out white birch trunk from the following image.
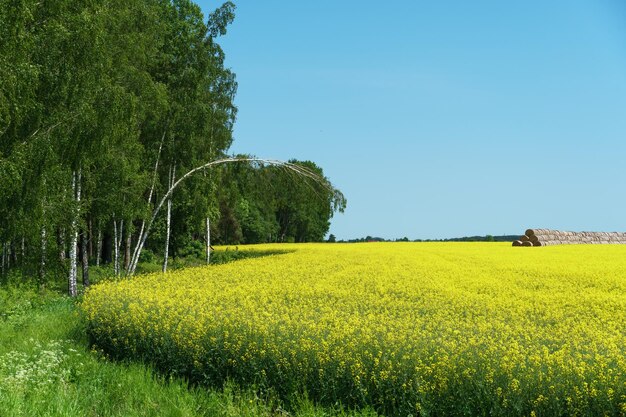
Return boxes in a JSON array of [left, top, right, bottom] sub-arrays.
[[163, 164, 175, 273], [88, 218, 93, 259], [117, 220, 123, 276], [68, 168, 81, 297], [40, 225, 47, 283], [128, 157, 328, 276], [206, 217, 211, 265], [59, 228, 66, 261], [125, 233, 131, 271], [40, 191, 47, 283], [113, 219, 124, 276], [129, 130, 165, 275], [81, 229, 89, 287], [113, 219, 119, 275], [5, 241, 10, 269], [96, 226, 102, 267]]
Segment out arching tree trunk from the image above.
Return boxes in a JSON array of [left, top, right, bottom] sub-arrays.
[[163, 164, 175, 273], [128, 158, 334, 276]]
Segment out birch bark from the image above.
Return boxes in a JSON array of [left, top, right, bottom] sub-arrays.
[[124, 233, 131, 270], [68, 168, 81, 297], [40, 225, 46, 283], [206, 217, 210, 265], [59, 229, 66, 262], [81, 229, 89, 287], [163, 164, 175, 273], [113, 219, 124, 276], [88, 218, 93, 259], [40, 192, 47, 283], [113, 219, 118, 275], [96, 225, 102, 267], [128, 158, 328, 276], [129, 130, 165, 275]]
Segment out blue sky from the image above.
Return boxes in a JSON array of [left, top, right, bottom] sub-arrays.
[[196, 1, 626, 240]]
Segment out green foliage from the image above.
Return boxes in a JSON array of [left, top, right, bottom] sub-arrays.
[[213, 159, 346, 245], [176, 239, 204, 259], [138, 248, 156, 264], [0, 0, 344, 288]]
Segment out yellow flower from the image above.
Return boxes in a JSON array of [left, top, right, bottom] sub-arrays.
[[81, 242, 626, 415]]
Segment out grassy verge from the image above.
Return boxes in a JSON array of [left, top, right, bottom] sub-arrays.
[[0, 282, 376, 417]]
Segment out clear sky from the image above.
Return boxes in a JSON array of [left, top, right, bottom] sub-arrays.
[[196, 0, 626, 240]]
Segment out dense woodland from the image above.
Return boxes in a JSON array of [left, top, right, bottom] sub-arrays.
[[0, 0, 345, 293]]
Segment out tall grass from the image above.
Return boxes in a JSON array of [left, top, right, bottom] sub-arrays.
[[0, 283, 377, 417]]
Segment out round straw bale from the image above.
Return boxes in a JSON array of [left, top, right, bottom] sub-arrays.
[[522, 241, 533, 247], [532, 241, 543, 246], [512, 240, 523, 246], [521, 235, 530, 242]]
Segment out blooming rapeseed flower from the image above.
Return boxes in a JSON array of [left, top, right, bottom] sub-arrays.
[[81, 243, 626, 416]]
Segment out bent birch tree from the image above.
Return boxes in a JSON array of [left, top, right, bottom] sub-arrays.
[[126, 156, 342, 276]]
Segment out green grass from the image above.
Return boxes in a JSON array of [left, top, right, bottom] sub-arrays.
[[0, 281, 377, 417]]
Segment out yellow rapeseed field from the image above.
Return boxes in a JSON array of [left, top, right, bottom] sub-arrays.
[[81, 243, 626, 416]]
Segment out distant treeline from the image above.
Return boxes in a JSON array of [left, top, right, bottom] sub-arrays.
[[334, 235, 521, 243]]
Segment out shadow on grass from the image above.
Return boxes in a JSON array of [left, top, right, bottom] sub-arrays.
[[208, 248, 294, 265]]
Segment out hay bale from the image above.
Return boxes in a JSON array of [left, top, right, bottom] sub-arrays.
[[526, 228, 549, 237], [518, 228, 626, 246], [512, 240, 523, 246]]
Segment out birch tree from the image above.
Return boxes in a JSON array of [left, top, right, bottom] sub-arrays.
[[68, 169, 81, 297]]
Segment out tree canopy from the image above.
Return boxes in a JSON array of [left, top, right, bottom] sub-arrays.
[[0, 0, 345, 292]]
